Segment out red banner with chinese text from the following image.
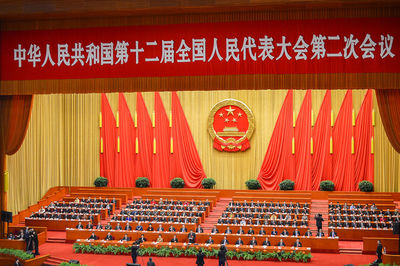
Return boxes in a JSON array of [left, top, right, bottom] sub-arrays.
[[1, 18, 399, 80]]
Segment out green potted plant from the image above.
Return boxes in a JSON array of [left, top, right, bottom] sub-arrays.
[[359, 180, 374, 192], [245, 179, 261, 190], [279, 179, 294, 190], [135, 177, 150, 188], [94, 176, 108, 187], [320, 180, 335, 191], [170, 177, 185, 188], [201, 178, 216, 189]]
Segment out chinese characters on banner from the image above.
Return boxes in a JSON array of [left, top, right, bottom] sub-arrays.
[[1, 18, 399, 80]]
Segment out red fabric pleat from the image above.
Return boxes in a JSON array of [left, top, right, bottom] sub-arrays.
[[295, 90, 312, 190], [332, 90, 354, 191], [100, 94, 116, 187], [135, 92, 153, 183], [257, 90, 294, 190], [311, 90, 332, 190], [171, 92, 206, 188], [114, 93, 136, 187], [153, 92, 171, 188], [354, 89, 374, 190]]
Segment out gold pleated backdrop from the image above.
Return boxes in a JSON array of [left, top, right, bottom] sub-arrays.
[[6, 90, 400, 214]]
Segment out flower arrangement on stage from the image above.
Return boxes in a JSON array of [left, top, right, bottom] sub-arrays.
[[201, 178, 216, 189], [320, 180, 335, 191], [94, 177, 108, 187], [72, 243, 312, 262], [358, 180, 374, 192], [171, 177, 185, 188], [136, 177, 150, 188]]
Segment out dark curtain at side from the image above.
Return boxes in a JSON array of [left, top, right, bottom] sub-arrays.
[[171, 92, 206, 188], [311, 90, 332, 190], [295, 90, 312, 190], [153, 92, 171, 188], [100, 94, 116, 186], [354, 89, 374, 190], [257, 90, 294, 190], [376, 89, 400, 153], [332, 90, 354, 191], [114, 93, 136, 187]]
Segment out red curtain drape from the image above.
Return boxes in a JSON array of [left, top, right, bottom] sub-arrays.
[[135, 92, 153, 183], [354, 89, 374, 189], [258, 90, 294, 190], [311, 90, 332, 190], [171, 92, 206, 188], [100, 94, 116, 186], [376, 89, 400, 153], [332, 90, 354, 191], [0, 95, 33, 236], [0, 96, 34, 155], [114, 93, 136, 187], [295, 90, 312, 190], [153, 92, 171, 188]]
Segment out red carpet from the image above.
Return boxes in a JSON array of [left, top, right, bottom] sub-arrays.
[[39, 242, 376, 266]]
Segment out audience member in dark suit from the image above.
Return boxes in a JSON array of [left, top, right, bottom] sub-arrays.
[[329, 229, 337, 237], [248, 236, 257, 246], [262, 237, 271, 246], [188, 230, 196, 244], [138, 234, 147, 243], [115, 223, 122, 230], [86, 222, 94, 229], [317, 229, 325, 237], [105, 232, 114, 240], [293, 238, 302, 247], [104, 223, 112, 230], [125, 223, 132, 231], [225, 227, 232, 234], [180, 225, 187, 232], [235, 237, 244, 246], [170, 235, 179, 243], [220, 236, 229, 245], [88, 232, 98, 240], [205, 236, 214, 244], [76, 222, 84, 229], [277, 239, 285, 247], [121, 234, 131, 241], [304, 229, 312, 237]]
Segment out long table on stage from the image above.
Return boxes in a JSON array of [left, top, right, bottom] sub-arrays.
[[75, 239, 311, 255], [329, 227, 395, 240], [67, 228, 338, 252], [26, 218, 98, 231]]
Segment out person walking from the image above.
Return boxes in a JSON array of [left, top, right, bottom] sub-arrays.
[[196, 248, 205, 266], [131, 241, 140, 264], [218, 245, 227, 266], [315, 213, 324, 231]]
